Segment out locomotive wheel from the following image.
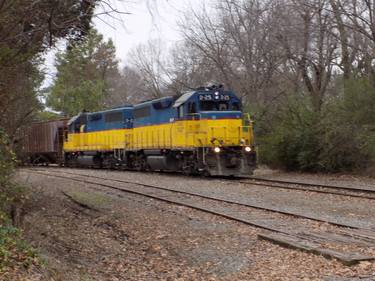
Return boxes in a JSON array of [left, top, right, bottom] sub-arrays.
[[135, 155, 148, 171]]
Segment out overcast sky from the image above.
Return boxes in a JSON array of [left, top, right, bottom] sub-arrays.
[[43, 0, 203, 87], [93, 0, 203, 66]]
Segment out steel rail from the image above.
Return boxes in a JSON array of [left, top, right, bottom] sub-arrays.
[[24, 166, 375, 199], [22, 168, 375, 266], [25, 168, 373, 230], [239, 177, 375, 200]]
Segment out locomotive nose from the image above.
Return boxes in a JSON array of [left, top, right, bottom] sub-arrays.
[[229, 156, 240, 166]]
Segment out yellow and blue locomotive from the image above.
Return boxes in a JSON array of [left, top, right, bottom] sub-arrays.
[[63, 86, 256, 176]]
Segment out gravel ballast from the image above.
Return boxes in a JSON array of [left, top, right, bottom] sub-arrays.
[[12, 168, 375, 280]]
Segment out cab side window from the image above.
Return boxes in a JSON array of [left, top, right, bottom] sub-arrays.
[[74, 122, 80, 133], [200, 101, 217, 111], [178, 106, 184, 119], [232, 102, 240, 110], [218, 102, 228, 111], [188, 102, 196, 114]]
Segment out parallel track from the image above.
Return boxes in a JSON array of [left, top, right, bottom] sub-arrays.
[[21, 168, 375, 265], [26, 168, 373, 230], [239, 177, 375, 200], [26, 169, 294, 234], [27, 165, 375, 200]]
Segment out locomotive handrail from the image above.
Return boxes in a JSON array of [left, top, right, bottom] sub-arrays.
[[187, 113, 201, 120], [242, 113, 251, 121], [239, 125, 252, 145]]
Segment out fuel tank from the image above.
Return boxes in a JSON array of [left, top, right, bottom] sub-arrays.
[[146, 155, 179, 171]]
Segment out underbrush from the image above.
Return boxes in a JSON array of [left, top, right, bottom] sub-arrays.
[[0, 224, 39, 271], [257, 78, 375, 173], [0, 129, 40, 273]]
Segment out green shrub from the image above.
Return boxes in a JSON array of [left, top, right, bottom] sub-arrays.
[[0, 226, 38, 270], [257, 77, 375, 173], [0, 129, 38, 271], [0, 129, 16, 217], [0, 129, 15, 180], [258, 97, 323, 171]]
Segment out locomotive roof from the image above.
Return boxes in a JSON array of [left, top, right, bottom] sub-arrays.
[[68, 106, 133, 125], [173, 91, 195, 108], [173, 89, 238, 108], [134, 96, 174, 107], [90, 106, 133, 114], [67, 115, 79, 126]]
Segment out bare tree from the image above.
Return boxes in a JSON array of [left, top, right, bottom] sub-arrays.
[[337, 0, 375, 80], [128, 39, 170, 99], [275, 0, 338, 112], [104, 66, 146, 106], [178, 3, 234, 90], [217, 0, 286, 104], [175, 0, 287, 110], [167, 41, 217, 93], [329, 0, 356, 80]]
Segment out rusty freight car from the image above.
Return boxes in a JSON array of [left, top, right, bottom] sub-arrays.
[[19, 119, 68, 165]]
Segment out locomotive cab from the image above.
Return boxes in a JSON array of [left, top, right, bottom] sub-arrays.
[[175, 88, 241, 120], [173, 87, 256, 176]]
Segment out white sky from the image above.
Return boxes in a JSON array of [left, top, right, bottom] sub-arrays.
[[42, 0, 203, 87], [94, 0, 203, 66]]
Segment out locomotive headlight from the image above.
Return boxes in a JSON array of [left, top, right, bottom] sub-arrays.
[[214, 147, 221, 153], [245, 146, 252, 152]]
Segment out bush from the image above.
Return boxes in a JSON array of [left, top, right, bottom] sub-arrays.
[[258, 97, 323, 171], [258, 78, 375, 173], [0, 129, 15, 181], [0, 226, 38, 270], [0, 129, 16, 216], [0, 129, 37, 271]]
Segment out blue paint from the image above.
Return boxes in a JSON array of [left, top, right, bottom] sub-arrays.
[[87, 107, 134, 132], [133, 96, 177, 127], [69, 89, 243, 132]]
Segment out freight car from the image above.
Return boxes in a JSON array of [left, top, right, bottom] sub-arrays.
[[19, 119, 68, 165], [63, 86, 256, 176]]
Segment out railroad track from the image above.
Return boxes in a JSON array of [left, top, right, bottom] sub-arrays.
[[26, 167, 375, 229], [239, 177, 375, 200], [22, 168, 375, 265], [27, 165, 375, 200], [27, 167, 371, 229]]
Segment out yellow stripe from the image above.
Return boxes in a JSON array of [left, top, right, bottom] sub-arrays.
[[64, 119, 254, 152]]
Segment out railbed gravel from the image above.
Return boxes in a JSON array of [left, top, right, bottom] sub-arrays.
[[32, 170, 375, 257], [40, 167, 375, 229], [13, 168, 375, 280]]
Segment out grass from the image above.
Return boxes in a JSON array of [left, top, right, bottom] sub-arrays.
[[0, 223, 39, 271], [64, 190, 111, 210]]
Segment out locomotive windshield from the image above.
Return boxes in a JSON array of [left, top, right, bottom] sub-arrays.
[[198, 92, 241, 111], [200, 101, 229, 111]]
